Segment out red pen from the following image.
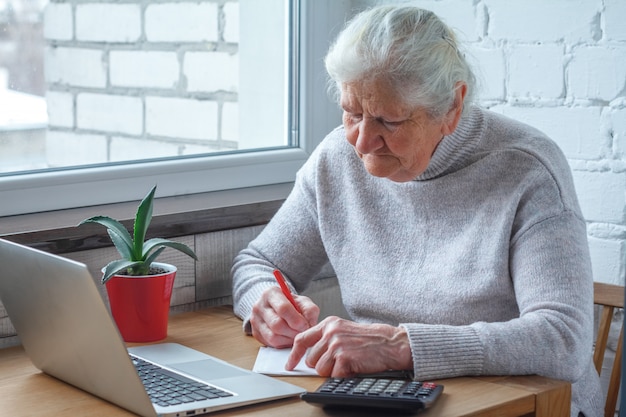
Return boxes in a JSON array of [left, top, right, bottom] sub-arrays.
[[273, 269, 302, 314]]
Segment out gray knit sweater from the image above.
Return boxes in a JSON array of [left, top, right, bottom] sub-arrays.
[[232, 106, 603, 417]]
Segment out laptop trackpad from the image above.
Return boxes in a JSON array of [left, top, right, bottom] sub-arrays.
[[171, 359, 250, 380]]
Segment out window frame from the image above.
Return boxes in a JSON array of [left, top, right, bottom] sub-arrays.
[[0, 0, 347, 217]]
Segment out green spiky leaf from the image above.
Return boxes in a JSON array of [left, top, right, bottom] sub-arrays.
[[143, 246, 167, 267], [133, 185, 156, 258], [80, 216, 133, 246], [143, 238, 199, 261], [107, 229, 134, 261]]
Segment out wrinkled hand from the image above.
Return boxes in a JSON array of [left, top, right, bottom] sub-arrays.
[[286, 316, 413, 377], [249, 286, 320, 348]]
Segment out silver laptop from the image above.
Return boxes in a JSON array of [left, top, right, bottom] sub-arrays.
[[0, 238, 305, 416]]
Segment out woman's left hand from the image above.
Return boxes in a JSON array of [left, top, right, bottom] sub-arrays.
[[286, 316, 413, 377]]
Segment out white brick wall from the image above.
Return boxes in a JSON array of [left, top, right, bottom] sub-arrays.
[[144, 3, 219, 42], [110, 51, 180, 89], [612, 109, 626, 157], [588, 236, 624, 287], [75, 4, 142, 43], [604, 0, 626, 40], [568, 46, 626, 101], [508, 45, 564, 99], [184, 52, 239, 92], [485, 0, 601, 43], [77, 93, 143, 135], [361, 0, 626, 286], [574, 171, 626, 224], [43, 3, 72, 41], [223, 2, 240, 43], [145, 96, 218, 140], [494, 106, 604, 160], [45, 47, 106, 88], [44, 0, 242, 168], [45, 91, 73, 128]]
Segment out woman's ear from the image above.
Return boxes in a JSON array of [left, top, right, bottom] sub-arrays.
[[441, 82, 467, 136]]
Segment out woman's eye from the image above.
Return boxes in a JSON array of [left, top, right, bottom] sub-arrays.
[[346, 113, 362, 122], [381, 119, 401, 129]]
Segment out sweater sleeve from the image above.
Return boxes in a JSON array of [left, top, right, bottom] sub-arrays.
[[401, 211, 594, 383]]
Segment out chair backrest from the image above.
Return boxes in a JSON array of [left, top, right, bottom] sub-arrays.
[[593, 281, 624, 417]]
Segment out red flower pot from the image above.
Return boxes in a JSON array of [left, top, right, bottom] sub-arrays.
[[104, 263, 176, 343]]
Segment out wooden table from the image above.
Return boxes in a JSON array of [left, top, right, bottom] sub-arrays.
[[0, 306, 571, 416]]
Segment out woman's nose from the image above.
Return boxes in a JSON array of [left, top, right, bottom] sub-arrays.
[[354, 119, 384, 154]]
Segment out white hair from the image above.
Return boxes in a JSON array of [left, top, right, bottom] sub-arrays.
[[325, 5, 476, 119]]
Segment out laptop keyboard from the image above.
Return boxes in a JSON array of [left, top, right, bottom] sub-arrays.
[[131, 355, 234, 408]]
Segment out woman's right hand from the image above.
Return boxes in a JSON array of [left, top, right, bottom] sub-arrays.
[[249, 286, 320, 348]]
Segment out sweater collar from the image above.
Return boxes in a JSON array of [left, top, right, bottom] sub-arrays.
[[415, 105, 484, 181]]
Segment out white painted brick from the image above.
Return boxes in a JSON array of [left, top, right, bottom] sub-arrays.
[[222, 102, 239, 141], [46, 91, 73, 128], [568, 46, 626, 102], [588, 236, 624, 285], [573, 170, 626, 223], [223, 2, 240, 43], [484, 0, 600, 42], [76, 93, 143, 135], [184, 52, 238, 92], [76, 4, 141, 43], [469, 47, 505, 101], [494, 106, 603, 160], [146, 97, 218, 140], [110, 51, 179, 88], [43, 2, 72, 41], [509, 44, 564, 99], [109, 136, 180, 161], [145, 3, 218, 42], [44, 47, 106, 88], [45, 131, 108, 167], [610, 108, 626, 158], [605, 0, 626, 41]]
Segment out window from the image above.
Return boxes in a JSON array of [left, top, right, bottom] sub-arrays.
[[0, 0, 346, 216]]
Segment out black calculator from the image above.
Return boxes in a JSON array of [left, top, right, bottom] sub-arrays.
[[300, 376, 443, 412]]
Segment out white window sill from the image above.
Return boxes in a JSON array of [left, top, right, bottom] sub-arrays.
[[0, 182, 292, 253]]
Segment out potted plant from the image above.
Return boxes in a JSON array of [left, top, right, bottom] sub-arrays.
[[78, 185, 198, 343]]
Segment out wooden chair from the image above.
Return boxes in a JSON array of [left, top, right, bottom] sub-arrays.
[[593, 281, 624, 417]]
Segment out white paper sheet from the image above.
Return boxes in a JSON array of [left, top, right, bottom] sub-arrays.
[[252, 346, 318, 376]]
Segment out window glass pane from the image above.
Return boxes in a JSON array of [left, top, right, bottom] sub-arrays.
[[0, 0, 292, 175], [0, 0, 47, 173]]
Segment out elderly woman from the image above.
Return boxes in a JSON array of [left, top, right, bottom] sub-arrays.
[[231, 5, 602, 417]]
